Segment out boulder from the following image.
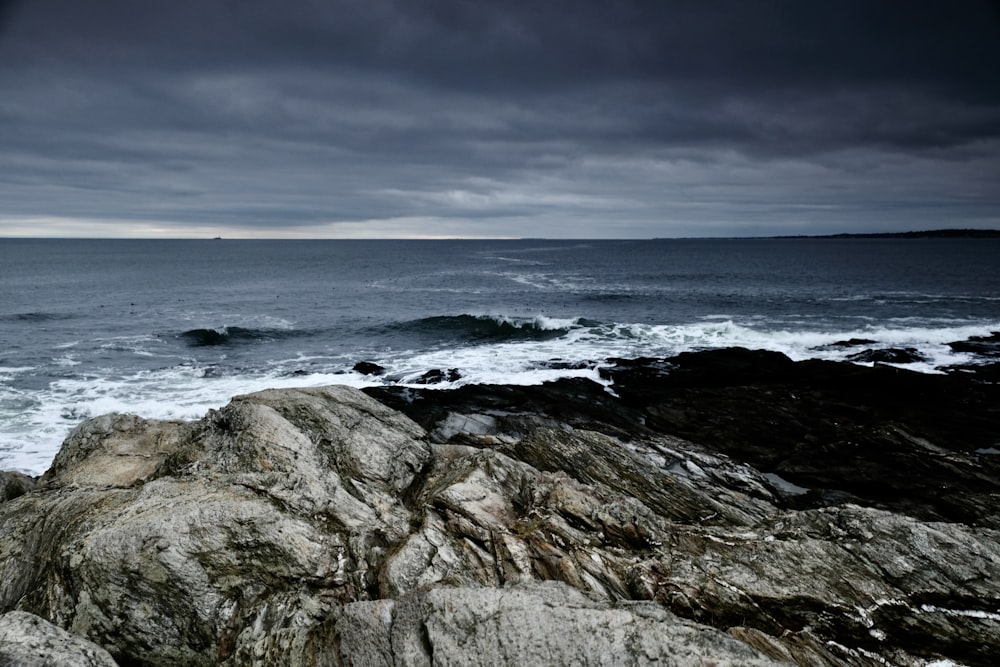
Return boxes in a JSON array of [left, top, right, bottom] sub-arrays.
[[353, 361, 386, 376], [0, 610, 118, 666]]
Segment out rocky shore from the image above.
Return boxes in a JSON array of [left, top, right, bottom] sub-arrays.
[[2, 348, 1000, 665]]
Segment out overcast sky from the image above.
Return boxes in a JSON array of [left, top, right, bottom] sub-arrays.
[[1, 0, 998, 238]]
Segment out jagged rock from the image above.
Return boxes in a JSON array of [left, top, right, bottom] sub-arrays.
[[0, 610, 118, 666], [2, 351, 1000, 665], [846, 347, 927, 363]]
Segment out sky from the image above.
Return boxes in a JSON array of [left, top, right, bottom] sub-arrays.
[[0, 1, 998, 239]]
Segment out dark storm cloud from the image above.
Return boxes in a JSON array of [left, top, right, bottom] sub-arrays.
[[0, 0, 997, 237]]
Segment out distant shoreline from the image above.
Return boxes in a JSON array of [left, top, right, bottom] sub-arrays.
[[645, 228, 1000, 241], [767, 228, 1000, 240]]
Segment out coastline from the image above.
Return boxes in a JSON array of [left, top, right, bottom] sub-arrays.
[[3, 347, 1000, 664]]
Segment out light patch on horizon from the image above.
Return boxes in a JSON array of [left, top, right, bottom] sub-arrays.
[[0, 215, 527, 240]]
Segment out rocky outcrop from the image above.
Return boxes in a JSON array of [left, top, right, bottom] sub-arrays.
[[593, 348, 1000, 527], [2, 350, 1000, 665], [948, 331, 1000, 357], [845, 347, 927, 364]]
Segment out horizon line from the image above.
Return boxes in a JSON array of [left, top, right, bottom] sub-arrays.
[[2, 227, 999, 242]]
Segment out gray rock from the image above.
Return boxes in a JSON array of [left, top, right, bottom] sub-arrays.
[[1, 386, 430, 665], [40, 413, 191, 489], [0, 610, 118, 666], [336, 581, 784, 666]]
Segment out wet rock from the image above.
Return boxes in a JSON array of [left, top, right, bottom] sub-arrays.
[[411, 367, 461, 384], [846, 347, 927, 363], [201, 364, 224, 378], [821, 337, 879, 348], [353, 360, 386, 376], [0, 611, 119, 666], [535, 358, 597, 370], [367, 375, 650, 442], [600, 348, 800, 404], [948, 331, 1000, 357], [599, 349, 1000, 527]]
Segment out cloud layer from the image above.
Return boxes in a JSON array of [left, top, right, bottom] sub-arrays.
[[1, 0, 998, 237]]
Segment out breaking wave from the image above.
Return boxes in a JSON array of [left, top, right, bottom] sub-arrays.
[[387, 314, 591, 343], [176, 326, 306, 347]]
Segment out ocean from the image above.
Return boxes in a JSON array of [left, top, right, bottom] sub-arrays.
[[2, 237, 999, 475]]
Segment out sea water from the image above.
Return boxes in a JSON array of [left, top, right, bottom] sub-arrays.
[[2, 237, 999, 474]]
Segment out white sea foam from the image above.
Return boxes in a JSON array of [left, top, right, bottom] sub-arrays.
[[566, 319, 995, 374], [3, 315, 998, 477], [176, 312, 297, 330], [0, 366, 36, 380], [481, 313, 582, 331], [95, 334, 170, 357], [0, 364, 380, 476]]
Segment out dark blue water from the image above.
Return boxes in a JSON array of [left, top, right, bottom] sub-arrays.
[[3, 237, 999, 473]]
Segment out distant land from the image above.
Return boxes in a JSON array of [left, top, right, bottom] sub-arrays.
[[647, 229, 1000, 241], [771, 228, 1000, 239]]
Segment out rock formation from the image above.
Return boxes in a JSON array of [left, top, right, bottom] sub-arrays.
[[2, 349, 999, 665], [0, 611, 118, 666]]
